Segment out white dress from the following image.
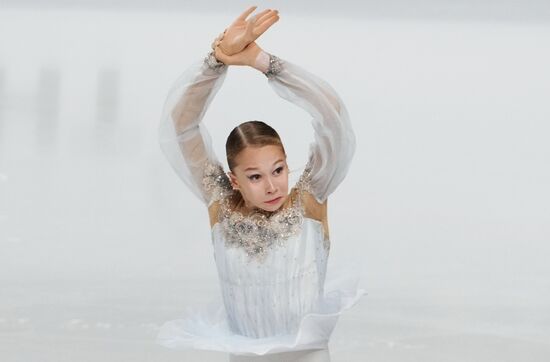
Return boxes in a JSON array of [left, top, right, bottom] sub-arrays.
[[156, 51, 367, 356]]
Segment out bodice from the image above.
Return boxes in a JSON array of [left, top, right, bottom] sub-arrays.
[[211, 217, 330, 338]]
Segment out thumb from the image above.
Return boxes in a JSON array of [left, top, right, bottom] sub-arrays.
[[214, 46, 230, 64]]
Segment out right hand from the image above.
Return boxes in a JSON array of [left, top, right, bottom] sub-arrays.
[[214, 41, 263, 68], [216, 6, 279, 56]]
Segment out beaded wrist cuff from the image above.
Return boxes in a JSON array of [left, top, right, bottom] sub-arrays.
[[263, 54, 283, 79], [204, 50, 227, 73]]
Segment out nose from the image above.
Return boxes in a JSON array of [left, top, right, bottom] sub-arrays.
[[265, 176, 277, 194]]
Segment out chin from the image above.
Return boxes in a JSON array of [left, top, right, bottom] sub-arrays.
[[262, 204, 279, 212]]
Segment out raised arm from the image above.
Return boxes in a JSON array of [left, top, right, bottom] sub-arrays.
[[158, 7, 280, 208], [254, 51, 356, 204], [158, 52, 232, 207]]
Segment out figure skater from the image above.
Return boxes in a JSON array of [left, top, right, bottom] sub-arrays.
[[156, 6, 366, 362]]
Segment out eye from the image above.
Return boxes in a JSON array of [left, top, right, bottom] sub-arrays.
[[274, 166, 284, 175], [248, 174, 261, 181]]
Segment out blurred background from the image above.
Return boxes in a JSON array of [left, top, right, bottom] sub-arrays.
[[1, 1, 549, 361]]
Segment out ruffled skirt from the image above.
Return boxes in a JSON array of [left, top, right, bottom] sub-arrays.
[[156, 263, 367, 356]]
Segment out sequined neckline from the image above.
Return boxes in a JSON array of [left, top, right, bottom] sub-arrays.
[[216, 188, 305, 263], [211, 215, 323, 232], [202, 159, 315, 263]]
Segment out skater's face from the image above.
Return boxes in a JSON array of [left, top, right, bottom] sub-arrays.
[[228, 145, 289, 212]]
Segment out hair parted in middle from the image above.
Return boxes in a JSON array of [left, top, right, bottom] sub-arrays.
[[225, 120, 286, 171]]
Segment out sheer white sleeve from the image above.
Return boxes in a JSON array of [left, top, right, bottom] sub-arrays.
[[262, 52, 356, 204], [158, 52, 233, 207]]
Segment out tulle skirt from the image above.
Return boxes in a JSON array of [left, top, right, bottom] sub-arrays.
[[156, 262, 367, 357]]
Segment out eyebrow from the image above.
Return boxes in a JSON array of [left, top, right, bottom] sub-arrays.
[[244, 159, 284, 172]]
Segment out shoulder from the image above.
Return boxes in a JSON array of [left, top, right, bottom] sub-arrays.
[[292, 163, 331, 240], [203, 160, 233, 203], [300, 189, 327, 222], [293, 163, 327, 221], [203, 160, 233, 227], [208, 200, 221, 228]]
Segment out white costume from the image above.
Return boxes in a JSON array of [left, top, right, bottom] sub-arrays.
[[156, 50, 366, 357]]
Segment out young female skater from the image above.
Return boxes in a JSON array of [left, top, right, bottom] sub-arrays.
[[156, 6, 366, 362]]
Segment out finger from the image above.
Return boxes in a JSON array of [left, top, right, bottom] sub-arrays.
[[211, 35, 220, 48], [245, 10, 271, 33], [255, 9, 278, 25], [249, 9, 270, 23], [253, 14, 280, 37], [245, 18, 264, 41], [211, 34, 222, 49], [254, 11, 279, 33], [214, 46, 228, 63], [243, 14, 258, 36], [234, 5, 257, 23]]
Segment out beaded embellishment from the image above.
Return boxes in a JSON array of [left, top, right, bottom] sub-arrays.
[[218, 194, 305, 263], [202, 159, 315, 263], [202, 160, 233, 203], [204, 50, 227, 74], [263, 54, 283, 79]]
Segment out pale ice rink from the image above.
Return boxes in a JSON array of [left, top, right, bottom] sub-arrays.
[[1, 3, 549, 362]]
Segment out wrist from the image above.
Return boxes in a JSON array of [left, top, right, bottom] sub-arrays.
[[204, 50, 227, 73], [252, 50, 270, 73], [253, 51, 283, 79]]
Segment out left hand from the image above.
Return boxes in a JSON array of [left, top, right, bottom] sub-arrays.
[[217, 6, 279, 56]]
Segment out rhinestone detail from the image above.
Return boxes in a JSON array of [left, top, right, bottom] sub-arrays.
[[204, 50, 227, 73], [264, 54, 283, 79], [202, 159, 319, 263], [202, 161, 233, 203]]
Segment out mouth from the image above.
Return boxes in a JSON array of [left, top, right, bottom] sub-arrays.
[[264, 196, 282, 205]]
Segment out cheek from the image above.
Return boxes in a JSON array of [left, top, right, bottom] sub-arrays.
[[278, 174, 289, 190], [245, 183, 264, 197]]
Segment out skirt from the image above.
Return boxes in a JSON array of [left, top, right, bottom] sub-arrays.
[[156, 262, 367, 357]]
